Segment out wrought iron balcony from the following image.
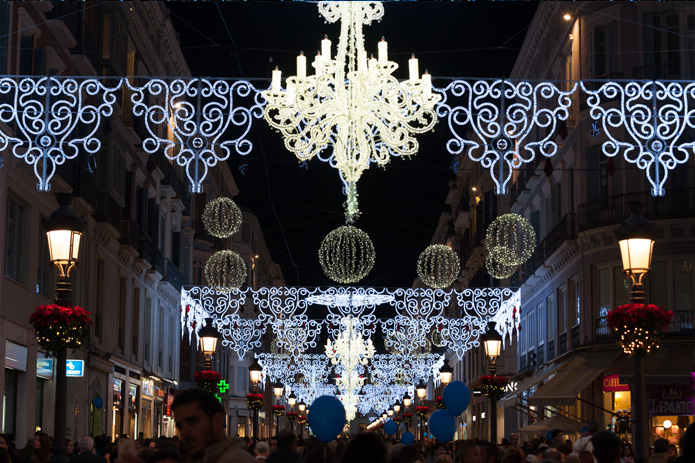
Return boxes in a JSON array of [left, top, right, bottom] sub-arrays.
[[594, 310, 695, 341], [577, 188, 695, 233]]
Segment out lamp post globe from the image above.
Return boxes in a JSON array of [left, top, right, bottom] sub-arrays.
[[44, 194, 85, 463], [393, 401, 401, 414], [273, 381, 284, 399], [416, 380, 427, 400], [248, 359, 263, 440], [198, 318, 220, 370], [403, 393, 411, 408], [439, 359, 454, 386], [481, 321, 503, 444], [298, 400, 306, 413]]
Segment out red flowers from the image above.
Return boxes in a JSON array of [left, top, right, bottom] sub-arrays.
[[286, 411, 298, 423], [194, 370, 222, 383], [607, 303, 673, 332], [435, 396, 446, 409], [402, 412, 413, 423], [607, 303, 673, 355], [30, 304, 92, 357], [246, 393, 264, 401], [480, 375, 508, 399], [272, 404, 286, 417], [415, 406, 428, 419], [246, 393, 263, 410]]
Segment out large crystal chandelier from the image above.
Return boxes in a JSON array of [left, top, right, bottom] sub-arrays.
[[325, 316, 375, 421], [262, 1, 441, 223]]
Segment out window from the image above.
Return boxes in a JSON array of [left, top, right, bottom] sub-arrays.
[[5, 196, 27, 283], [528, 309, 536, 350], [36, 218, 54, 298], [647, 261, 668, 307], [19, 34, 43, 75], [558, 286, 567, 334], [673, 260, 693, 311], [132, 287, 140, 358], [572, 279, 581, 326], [547, 295, 556, 340], [597, 267, 611, 318], [592, 22, 618, 78], [537, 302, 545, 346], [642, 12, 681, 79], [236, 366, 247, 392], [596, 264, 631, 317], [118, 277, 127, 352]]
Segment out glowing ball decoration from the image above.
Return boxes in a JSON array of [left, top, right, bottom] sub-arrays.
[[319, 225, 375, 284], [205, 250, 247, 293], [203, 197, 242, 238], [308, 395, 346, 443], [417, 244, 461, 288], [485, 213, 536, 280]]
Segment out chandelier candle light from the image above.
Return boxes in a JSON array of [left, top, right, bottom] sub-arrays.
[[262, 1, 441, 223]]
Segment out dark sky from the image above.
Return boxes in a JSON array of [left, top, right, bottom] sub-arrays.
[[166, 2, 538, 288]]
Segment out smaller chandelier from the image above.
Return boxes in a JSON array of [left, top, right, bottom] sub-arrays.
[[485, 213, 536, 279], [319, 225, 375, 284]]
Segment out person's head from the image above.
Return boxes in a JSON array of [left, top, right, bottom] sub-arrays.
[[541, 448, 561, 463], [500, 447, 524, 463], [590, 431, 620, 463], [667, 444, 677, 457], [151, 447, 184, 463], [653, 438, 668, 454], [78, 436, 95, 453], [398, 444, 425, 463], [621, 443, 632, 456], [255, 441, 270, 457], [276, 430, 297, 452], [342, 433, 387, 463], [34, 433, 51, 463], [171, 388, 226, 459], [563, 455, 580, 463], [458, 441, 482, 463], [436, 455, 452, 463], [577, 450, 593, 463], [304, 443, 334, 463], [270, 438, 278, 452], [509, 434, 519, 447], [551, 431, 562, 444], [480, 441, 500, 463]]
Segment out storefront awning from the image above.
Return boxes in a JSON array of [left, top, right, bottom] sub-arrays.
[[528, 349, 621, 407], [500, 358, 572, 405], [518, 414, 586, 434]]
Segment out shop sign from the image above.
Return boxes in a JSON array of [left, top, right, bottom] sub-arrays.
[[603, 374, 630, 392], [37, 355, 54, 379], [142, 379, 153, 397], [66, 360, 84, 377], [165, 394, 174, 417], [649, 385, 695, 416], [129, 383, 138, 409], [156, 387, 166, 399]]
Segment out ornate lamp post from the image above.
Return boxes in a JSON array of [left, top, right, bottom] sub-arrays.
[[403, 393, 412, 432], [393, 401, 401, 439], [273, 381, 284, 435], [615, 203, 655, 463], [482, 322, 503, 444], [249, 359, 263, 440], [416, 380, 427, 440], [45, 194, 85, 463], [288, 392, 297, 432], [297, 400, 306, 439], [439, 359, 453, 386], [198, 318, 220, 371]]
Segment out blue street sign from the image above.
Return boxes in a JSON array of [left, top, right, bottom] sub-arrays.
[[66, 360, 84, 377]]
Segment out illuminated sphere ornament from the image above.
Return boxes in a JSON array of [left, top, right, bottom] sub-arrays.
[[319, 225, 375, 284], [203, 197, 242, 238], [417, 244, 461, 288], [205, 250, 247, 292], [485, 213, 536, 279]]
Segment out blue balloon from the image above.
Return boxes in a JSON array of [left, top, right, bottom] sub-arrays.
[[93, 395, 103, 409], [384, 420, 398, 437], [443, 381, 471, 415], [401, 431, 415, 445], [428, 409, 456, 442], [308, 396, 346, 443]]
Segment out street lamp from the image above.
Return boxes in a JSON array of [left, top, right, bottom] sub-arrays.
[[416, 380, 427, 400], [403, 393, 411, 408], [482, 321, 503, 444], [248, 359, 263, 440], [393, 401, 401, 414], [297, 400, 306, 439], [198, 318, 220, 370], [439, 359, 454, 386], [273, 382, 283, 435], [288, 392, 297, 409], [45, 194, 85, 463], [387, 407, 394, 417], [615, 203, 655, 463]]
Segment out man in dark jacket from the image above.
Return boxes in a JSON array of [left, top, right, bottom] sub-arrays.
[[70, 437, 107, 463], [265, 431, 302, 463]]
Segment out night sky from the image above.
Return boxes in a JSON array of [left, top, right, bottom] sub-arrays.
[[166, 2, 538, 288]]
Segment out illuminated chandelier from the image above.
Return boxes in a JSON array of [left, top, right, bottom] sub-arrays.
[[262, 1, 441, 223], [326, 316, 376, 421]]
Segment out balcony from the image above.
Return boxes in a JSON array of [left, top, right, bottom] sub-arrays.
[[594, 310, 695, 341], [634, 62, 681, 80], [164, 258, 186, 291], [577, 188, 695, 233], [120, 218, 163, 272]]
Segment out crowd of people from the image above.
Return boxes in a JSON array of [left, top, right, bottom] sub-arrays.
[[1, 389, 692, 463]]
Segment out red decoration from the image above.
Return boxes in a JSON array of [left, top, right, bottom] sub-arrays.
[[272, 404, 286, 417], [607, 303, 673, 355], [286, 411, 298, 423], [194, 370, 222, 383], [480, 375, 508, 400], [415, 406, 429, 419], [246, 393, 264, 410], [435, 396, 446, 409], [402, 412, 413, 423], [29, 304, 93, 357]]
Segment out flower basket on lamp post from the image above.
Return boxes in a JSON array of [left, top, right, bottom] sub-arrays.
[[29, 304, 92, 357], [286, 411, 298, 423], [607, 303, 673, 355], [194, 370, 222, 393], [246, 393, 264, 410], [480, 375, 508, 400], [435, 396, 446, 409], [272, 404, 286, 417], [415, 406, 428, 420], [402, 412, 413, 423]]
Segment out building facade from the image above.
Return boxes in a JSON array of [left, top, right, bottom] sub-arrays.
[[1, 2, 191, 443], [434, 1, 695, 444]]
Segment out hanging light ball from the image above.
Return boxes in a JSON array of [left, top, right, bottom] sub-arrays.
[[203, 197, 243, 238], [417, 244, 461, 288], [485, 246, 518, 280], [205, 250, 247, 292], [485, 213, 536, 266], [319, 225, 375, 284]]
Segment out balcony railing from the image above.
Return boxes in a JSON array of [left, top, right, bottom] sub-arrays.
[[578, 188, 695, 233], [594, 310, 695, 340]]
